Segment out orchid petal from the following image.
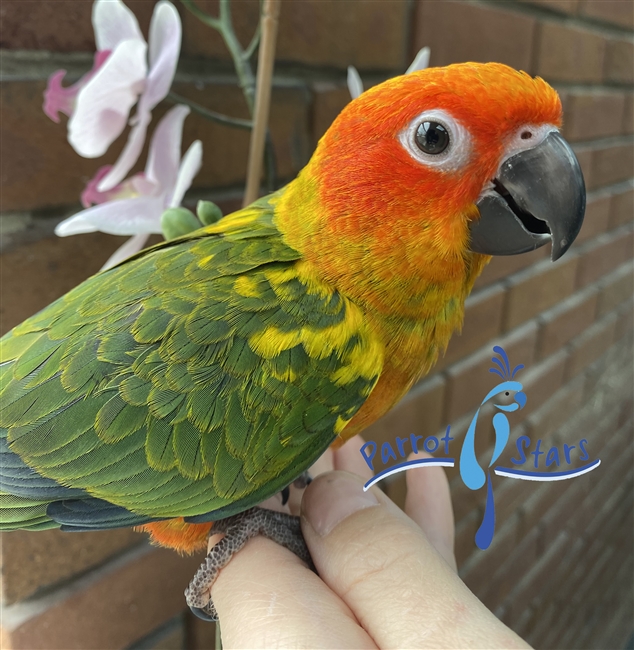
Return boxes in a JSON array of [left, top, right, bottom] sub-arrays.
[[347, 66, 363, 99], [145, 104, 190, 190], [406, 47, 431, 74], [144, 1, 181, 110], [55, 196, 165, 236], [97, 107, 152, 191], [101, 233, 150, 271], [170, 140, 202, 208], [93, 0, 144, 52], [69, 39, 148, 158], [81, 165, 114, 207]]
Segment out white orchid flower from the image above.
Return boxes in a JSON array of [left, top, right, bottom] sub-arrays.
[[56, 105, 202, 270], [347, 47, 431, 100], [44, 0, 181, 193]]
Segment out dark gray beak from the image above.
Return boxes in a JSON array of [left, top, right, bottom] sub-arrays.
[[471, 132, 585, 261]]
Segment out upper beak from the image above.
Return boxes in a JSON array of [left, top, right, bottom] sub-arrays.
[[471, 132, 586, 261]]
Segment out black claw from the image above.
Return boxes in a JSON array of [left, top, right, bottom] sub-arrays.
[[189, 605, 217, 622], [280, 485, 290, 505]]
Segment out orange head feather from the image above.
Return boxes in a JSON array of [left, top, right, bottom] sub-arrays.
[[276, 63, 562, 316]]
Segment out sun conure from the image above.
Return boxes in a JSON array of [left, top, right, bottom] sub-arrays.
[[0, 62, 585, 620]]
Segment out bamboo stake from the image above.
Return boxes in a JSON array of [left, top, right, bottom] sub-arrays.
[[243, 0, 281, 207]]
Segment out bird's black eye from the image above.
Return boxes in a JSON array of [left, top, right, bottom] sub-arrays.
[[415, 121, 450, 154], [505, 392, 510, 396]]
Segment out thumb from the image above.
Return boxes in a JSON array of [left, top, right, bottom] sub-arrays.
[[300, 471, 530, 650]]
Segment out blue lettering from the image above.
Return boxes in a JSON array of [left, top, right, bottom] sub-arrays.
[[579, 438, 589, 461], [396, 436, 409, 458], [441, 426, 454, 455], [531, 439, 544, 469], [410, 433, 423, 454], [546, 447, 560, 468], [511, 435, 530, 465], [424, 436, 439, 453], [360, 441, 376, 471], [381, 442, 397, 464], [563, 443, 575, 464]]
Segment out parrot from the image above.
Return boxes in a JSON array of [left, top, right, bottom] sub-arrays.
[[0, 62, 585, 620]]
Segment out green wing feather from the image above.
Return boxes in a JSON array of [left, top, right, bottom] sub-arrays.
[[0, 194, 382, 528]]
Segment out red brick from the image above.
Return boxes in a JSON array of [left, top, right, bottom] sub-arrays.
[[524, 375, 586, 441], [436, 285, 505, 370], [610, 188, 634, 228], [183, 0, 411, 71], [502, 255, 579, 331], [615, 299, 634, 340], [623, 94, 634, 135], [444, 322, 538, 422], [597, 262, 634, 316], [580, 0, 634, 28], [590, 143, 634, 189], [605, 38, 634, 85], [414, 1, 536, 71], [536, 22, 606, 83], [503, 531, 570, 627], [311, 83, 350, 145], [0, 80, 310, 212], [477, 527, 541, 611], [566, 313, 619, 378], [574, 193, 610, 244], [364, 375, 446, 451], [519, 350, 568, 417], [473, 247, 548, 290], [576, 227, 634, 287], [453, 508, 481, 569], [572, 146, 595, 190], [0, 528, 141, 606], [0, 545, 204, 650], [0, 1, 157, 51], [0, 232, 139, 334], [537, 288, 598, 357], [561, 91, 627, 142]]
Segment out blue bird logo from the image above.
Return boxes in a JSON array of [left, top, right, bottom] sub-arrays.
[[459, 346, 525, 549]]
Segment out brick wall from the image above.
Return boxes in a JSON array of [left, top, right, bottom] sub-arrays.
[[1, 1, 632, 648]]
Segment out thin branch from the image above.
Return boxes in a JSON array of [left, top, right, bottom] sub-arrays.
[[243, 22, 261, 60], [167, 92, 253, 129], [243, 0, 281, 206], [180, 0, 221, 29]]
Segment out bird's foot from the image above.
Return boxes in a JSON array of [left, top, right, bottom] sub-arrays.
[[185, 506, 314, 621]]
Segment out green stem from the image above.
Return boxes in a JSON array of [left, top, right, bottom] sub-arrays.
[[180, 0, 220, 29], [167, 92, 252, 130]]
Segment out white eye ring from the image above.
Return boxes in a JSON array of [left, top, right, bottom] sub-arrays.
[[398, 109, 472, 172]]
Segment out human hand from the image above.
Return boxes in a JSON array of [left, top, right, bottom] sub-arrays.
[[209, 436, 531, 649]]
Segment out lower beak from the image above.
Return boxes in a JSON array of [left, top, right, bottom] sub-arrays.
[[471, 132, 586, 261]]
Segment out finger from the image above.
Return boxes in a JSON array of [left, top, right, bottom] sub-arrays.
[[333, 435, 373, 480], [404, 451, 456, 570], [212, 536, 377, 649], [301, 471, 530, 650]]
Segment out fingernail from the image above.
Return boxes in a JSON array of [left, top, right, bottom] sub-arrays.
[[302, 472, 379, 537]]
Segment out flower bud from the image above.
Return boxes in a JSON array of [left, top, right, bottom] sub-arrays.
[[197, 200, 223, 226], [161, 207, 201, 240]]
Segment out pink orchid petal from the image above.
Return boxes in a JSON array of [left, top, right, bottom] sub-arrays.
[[96, 107, 152, 192], [101, 233, 150, 271], [81, 165, 114, 207], [144, 1, 181, 110], [43, 70, 75, 122], [170, 140, 202, 207], [93, 0, 144, 52], [145, 104, 190, 190], [69, 39, 148, 158], [55, 195, 165, 236], [43, 51, 111, 123]]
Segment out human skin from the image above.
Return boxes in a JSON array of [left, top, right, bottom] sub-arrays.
[[210, 436, 532, 649]]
